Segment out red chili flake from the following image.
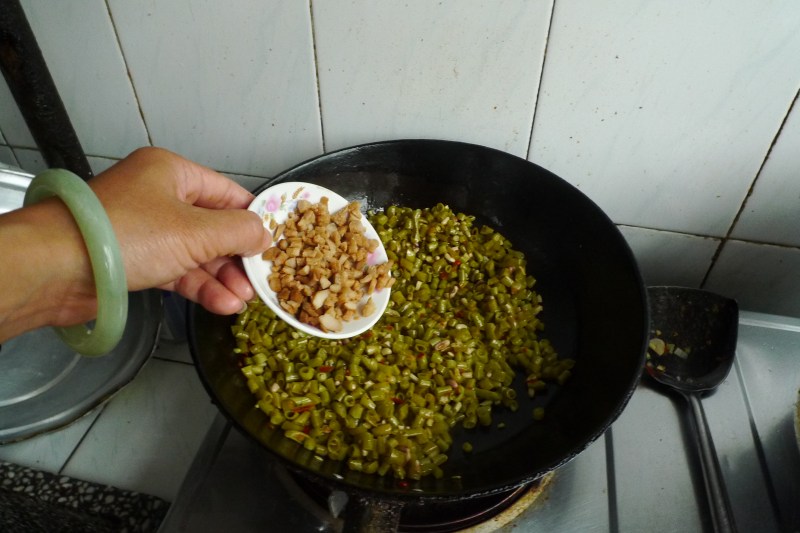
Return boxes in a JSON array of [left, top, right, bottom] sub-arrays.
[[363, 331, 374, 339], [417, 353, 425, 359], [292, 404, 315, 414], [439, 271, 449, 279], [302, 425, 311, 434], [398, 480, 410, 489], [345, 369, 351, 376], [318, 365, 334, 373], [391, 397, 405, 405], [454, 259, 462, 266], [386, 325, 394, 331]]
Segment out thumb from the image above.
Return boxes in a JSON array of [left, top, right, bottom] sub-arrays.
[[201, 209, 271, 259]]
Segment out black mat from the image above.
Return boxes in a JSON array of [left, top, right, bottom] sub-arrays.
[[0, 461, 168, 533]]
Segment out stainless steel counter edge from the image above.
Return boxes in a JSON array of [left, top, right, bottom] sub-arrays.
[[0, 165, 33, 214]]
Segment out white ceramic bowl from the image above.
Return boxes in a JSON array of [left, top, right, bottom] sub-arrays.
[[242, 181, 391, 339]]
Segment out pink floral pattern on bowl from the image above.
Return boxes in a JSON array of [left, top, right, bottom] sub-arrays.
[[253, 185, 315, 230]]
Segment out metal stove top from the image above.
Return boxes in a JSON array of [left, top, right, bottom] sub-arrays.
[[159, 310, 800, 532]]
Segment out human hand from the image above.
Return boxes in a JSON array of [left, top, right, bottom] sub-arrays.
[[89, 147, 271, 315], [0, 146, 270, 343]]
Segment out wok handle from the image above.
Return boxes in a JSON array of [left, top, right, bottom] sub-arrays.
[[687, 393, 737, 533], [342, 495, 403, 533]]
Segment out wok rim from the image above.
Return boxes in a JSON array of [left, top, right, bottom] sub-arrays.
[[188, 138, 649, 502]]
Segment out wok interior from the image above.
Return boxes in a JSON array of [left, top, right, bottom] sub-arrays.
[[189, 140, 647, 500]]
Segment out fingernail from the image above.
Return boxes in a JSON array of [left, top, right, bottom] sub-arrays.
[[238, 301, 249, 314], [241, 284, 255, 301]]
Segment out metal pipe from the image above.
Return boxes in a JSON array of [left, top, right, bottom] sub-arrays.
[[0, 0, 93, 180]]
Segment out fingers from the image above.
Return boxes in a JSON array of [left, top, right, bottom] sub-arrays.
[[172, 267, 247, 316], [172, 258, 256, 316], [202, 257, 255, 302], [200, 208, 272, 259], [89, 146, 272, 313]]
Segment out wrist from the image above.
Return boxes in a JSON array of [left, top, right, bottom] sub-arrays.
[[0, 198, 97, 342]]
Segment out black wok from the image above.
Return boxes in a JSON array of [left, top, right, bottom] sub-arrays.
[[188, 139, 648, 522]]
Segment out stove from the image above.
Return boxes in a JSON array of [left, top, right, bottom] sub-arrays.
[[159, 311, 800, 532], [287, 466, 554, 532]]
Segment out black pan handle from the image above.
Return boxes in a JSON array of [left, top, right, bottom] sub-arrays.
[[343, 495, 404, 533]]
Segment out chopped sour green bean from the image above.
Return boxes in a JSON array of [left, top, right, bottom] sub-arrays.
[[232, 203, 574, 479]]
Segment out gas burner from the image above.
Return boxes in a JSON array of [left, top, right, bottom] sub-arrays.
[[281, 468, 554, 532]]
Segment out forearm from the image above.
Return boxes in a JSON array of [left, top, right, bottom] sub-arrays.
[[0, 198, 96, 343], [0, 147, 269, 344]]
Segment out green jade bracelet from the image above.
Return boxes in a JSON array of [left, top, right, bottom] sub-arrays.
[[23, 169, 128, 356]]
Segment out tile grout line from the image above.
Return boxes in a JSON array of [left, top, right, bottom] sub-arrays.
[[5, 145, 276, 180], [616, 222, 722, 242], [3, 137, 798, 256], [4, 134, 799, 256], [617, 223, 800, 250], [3, 146, 21, 167], [56, 355, 194, 476], [6, 143, 37, 151], [700, 85, 800, 288], [57, 403, 110, 476], [308, 0, 326, 154], [152, 354, 195, 366], [525, 0, 557, 161], [103, 0, 154, 148]]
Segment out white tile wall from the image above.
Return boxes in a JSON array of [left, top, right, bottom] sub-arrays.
[[61, 355, 217, 501], [0, 408, 101, 473], [313, 0, 553, 156], [529, 0, 800, 238], [0, 75, 35, 148], [226, 171, 271, 193], [12, 147, 47, 174], [617, 225, 720, 288], [706, 239, 800, 317], [18, 0, 149, 158], [106, 0, 323, 177], [731, 96, 800, 246], [0, 145, 17, 168]]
